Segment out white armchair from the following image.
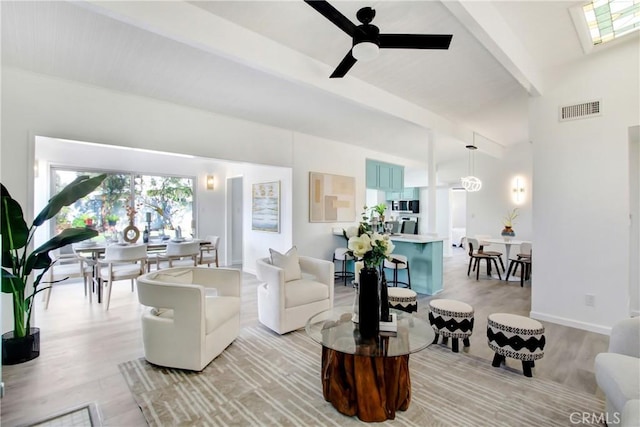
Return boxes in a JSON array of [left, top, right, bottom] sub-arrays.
[[256, 255, 334, 335], [595, 317, 640, 426], [136, 267, 241, 371]]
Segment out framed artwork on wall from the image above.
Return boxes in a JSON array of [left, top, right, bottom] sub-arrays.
[[309, 172, 356, 222], [252, 181, 280, 233]]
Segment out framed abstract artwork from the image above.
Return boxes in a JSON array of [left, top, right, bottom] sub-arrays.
[[309, 172, 356, 222], [252, 181, 280, 233]]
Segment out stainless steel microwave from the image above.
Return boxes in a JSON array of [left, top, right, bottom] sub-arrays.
[[391, 200, 419, 213]]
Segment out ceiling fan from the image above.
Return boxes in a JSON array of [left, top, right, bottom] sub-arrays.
[[304, 0, 453, 78]]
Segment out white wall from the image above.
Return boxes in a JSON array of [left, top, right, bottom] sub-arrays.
[[530, 40, 640, 333], [630, 126, 640, 317], [290, 133, 427, 261]]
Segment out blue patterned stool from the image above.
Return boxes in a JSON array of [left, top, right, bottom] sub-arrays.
[[428, 299, 474, 353], [487, 313, 546, 377]]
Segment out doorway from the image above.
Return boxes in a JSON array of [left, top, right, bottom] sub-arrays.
[[226, 176, 244, 267], [629, 125, 639, 316]]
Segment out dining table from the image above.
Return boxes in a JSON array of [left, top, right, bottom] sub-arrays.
[[478, 238, 530, 282], [72, 238, 209, 303]]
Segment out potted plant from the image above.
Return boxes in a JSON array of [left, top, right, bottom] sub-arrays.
[[1, 174, 106, 364], [370, 203, 387, 223], [502, 208, 518, 238], [105, 214, 119, 227]]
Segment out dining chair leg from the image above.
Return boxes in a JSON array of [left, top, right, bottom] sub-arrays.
[[494, 259, 502, 280], [467, 258, 473, 276], [497, 257, 506, 272], [506, 261, 515, 281], [476, 259, 481, 281]]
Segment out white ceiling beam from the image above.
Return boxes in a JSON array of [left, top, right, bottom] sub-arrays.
[[81, 0, 504, 157], [443, 1, 544, 97]]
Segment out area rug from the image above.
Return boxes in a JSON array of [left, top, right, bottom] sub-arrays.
[[119, 327, 604, 426], [20, 403, 101, 427]]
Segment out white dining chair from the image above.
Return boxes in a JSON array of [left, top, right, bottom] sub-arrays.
[[43, 251, 94, 308], [97, 244, 148, 310], [199, 236, 220, 267], [156, 241, 200, 269]]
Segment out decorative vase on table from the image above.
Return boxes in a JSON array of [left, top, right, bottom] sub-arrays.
[[379, 272, 390, 323], [501, 226, 516, 239], [358, 267, 380, 339]]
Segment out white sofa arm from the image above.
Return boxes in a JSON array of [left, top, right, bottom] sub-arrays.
[[609, 317, 640, 358]]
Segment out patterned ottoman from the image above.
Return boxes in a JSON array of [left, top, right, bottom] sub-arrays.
[[387, 287, 417, 313], [487, 313, 546, 377], [428, 299, 474, 353]]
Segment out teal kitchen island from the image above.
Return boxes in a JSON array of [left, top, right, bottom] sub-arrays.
[[385, 234, 443, 295]]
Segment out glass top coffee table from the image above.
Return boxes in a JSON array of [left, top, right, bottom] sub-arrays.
[[305, 306, 434, 422]]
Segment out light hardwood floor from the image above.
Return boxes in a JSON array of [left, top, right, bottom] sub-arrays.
[[0, 249, 609, 426]]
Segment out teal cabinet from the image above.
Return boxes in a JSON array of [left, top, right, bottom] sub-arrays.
[[366, 161, 379, 189], [366, 159, 404, 191], [386, 187, 419, 200]]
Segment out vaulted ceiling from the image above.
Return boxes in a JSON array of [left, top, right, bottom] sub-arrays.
[[1, 1, 590, 165]]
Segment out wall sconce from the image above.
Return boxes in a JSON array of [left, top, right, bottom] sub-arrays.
[[206, 175, 215, 191], [512, 177, 525, 204]]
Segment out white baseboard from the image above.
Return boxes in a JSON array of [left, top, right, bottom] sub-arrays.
[[631, 309, 640, 317], [529, 311, 611, 335]]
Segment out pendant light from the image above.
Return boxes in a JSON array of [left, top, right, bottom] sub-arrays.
[[461, 133, 482, 192]]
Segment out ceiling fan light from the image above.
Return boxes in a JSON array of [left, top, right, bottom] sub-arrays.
[[352, 41, 379, 61]]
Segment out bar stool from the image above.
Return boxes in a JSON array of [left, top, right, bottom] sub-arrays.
[[333, 248, 354, 286], [383, 254, 411, 289]]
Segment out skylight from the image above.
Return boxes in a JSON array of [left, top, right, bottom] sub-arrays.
[[582, 0, 640, 46]]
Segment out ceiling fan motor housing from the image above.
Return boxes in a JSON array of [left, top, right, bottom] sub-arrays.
[[354, 24, 380, 47]]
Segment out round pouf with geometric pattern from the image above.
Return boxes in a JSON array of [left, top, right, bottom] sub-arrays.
[[428, 299, 474, 353], [387, 287, 417, 313], [486, 313, 546, 377]]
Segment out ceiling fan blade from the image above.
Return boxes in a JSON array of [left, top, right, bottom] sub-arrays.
[[379, 34, 453, 49], [304, 0, 357, 36], [330, 51, 357, 78]]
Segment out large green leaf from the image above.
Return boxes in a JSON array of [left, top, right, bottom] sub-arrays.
[[33, 174, 107, 226], [1, 268, 25, 294], [23, 227, 98, 277], [1, 184, 29, 251]]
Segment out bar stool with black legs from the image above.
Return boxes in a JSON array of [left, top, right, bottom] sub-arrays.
[[333, 247, 354, 286], [383, 254, 411, 289]]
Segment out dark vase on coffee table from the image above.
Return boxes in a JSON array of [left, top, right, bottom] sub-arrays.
[[358, 267, 380, 339]]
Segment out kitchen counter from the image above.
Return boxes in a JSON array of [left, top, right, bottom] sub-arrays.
[[388, 234, 443, 244], [332, 229, 443, 295]]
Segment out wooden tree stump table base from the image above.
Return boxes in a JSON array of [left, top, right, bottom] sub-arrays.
[[321, 346, 411, 422]]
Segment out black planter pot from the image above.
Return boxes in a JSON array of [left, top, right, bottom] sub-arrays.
[[358, 267, 380, 339], [2, 327, 40, 365]]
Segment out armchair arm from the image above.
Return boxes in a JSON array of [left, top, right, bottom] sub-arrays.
[[608, 317, 640, 357], [136, 278, 205, 336], [191, 268, 241, 297], [299, 256, 334, 306], [256, 257, 286, 306], [299, 256, 334, 286]]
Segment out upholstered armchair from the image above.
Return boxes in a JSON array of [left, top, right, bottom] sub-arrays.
[[136, 267, 241, 371], [595, 317, 640, 426], [256, 253, 334, 335]]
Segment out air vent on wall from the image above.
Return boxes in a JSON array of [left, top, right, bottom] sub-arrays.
[[559, 100, 601, 122]]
